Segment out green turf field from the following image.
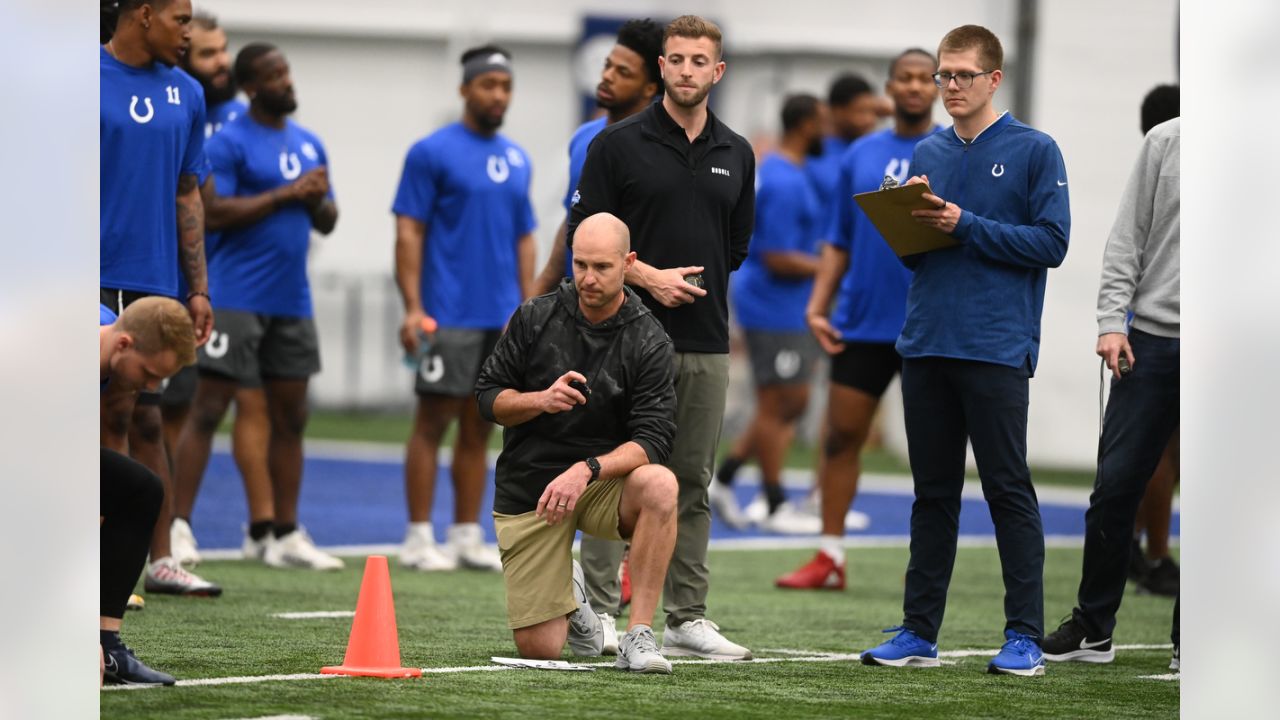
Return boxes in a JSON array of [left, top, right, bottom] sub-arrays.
[[102, 547, 1178, 719]]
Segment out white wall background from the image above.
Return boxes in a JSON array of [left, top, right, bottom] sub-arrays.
[[208, 0, 1178, 469]]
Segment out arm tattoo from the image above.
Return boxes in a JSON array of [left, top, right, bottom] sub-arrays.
[[176, 174, 208, 293]]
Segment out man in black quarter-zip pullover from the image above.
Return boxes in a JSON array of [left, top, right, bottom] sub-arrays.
[[566, 14, 755, 662]]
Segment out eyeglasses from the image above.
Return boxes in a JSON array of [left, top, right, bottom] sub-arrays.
[[932, 71, 993, 89]]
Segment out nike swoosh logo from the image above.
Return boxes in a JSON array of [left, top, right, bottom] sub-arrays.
[[1079, 637, 1109, 649], [1057, 180, 1067, 186]]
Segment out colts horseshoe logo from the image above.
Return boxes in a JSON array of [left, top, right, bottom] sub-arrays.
[[486, 155, 510, 183], [419, 355, 445, 384], [885, 158, 910, 183], [279, 152, 302, 180], [129, 96, 154, 124], [204, 331, 230, 359], [991, 163, 1006, 177]]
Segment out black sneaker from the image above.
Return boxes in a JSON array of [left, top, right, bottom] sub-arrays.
[[1127, 537, 1150, 583], [1136, 557, 1179, 597], [1041, 616, 1114, 663], [103, 643, 176, 686]]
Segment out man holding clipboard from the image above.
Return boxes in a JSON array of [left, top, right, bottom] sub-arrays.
[[858, 25, 1070, 677]]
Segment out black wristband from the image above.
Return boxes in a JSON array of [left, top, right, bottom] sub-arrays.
[[186, 290, 210, 303], [585, 457, 601, 484]]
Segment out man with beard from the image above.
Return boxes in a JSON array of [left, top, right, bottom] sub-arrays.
[[393, 46, 536, 572], [100, 0, 219, 598], [806, 74, 886, 216], [773, 49, 941, 590], [711, 94, 826, 535], [168, 10, 269, 568], [567, 15, 755, 661], [532, 18, 663, 296], [171, 43, 343, 571], [530, 16, 663, 656]]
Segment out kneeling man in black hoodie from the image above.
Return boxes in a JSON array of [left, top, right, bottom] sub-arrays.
[[476, 212, 678, 673]]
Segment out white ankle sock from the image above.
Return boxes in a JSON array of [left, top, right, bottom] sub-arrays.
[[819, 535, 845, 565]]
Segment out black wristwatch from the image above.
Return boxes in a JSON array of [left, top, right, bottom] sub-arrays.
[[584, 457, 601, 484]]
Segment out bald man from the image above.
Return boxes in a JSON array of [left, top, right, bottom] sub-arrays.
[[475, 213, 679, 673]]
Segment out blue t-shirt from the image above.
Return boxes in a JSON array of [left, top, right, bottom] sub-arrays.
[[560, 116, 608, 276], [206, 115, 333, 318], [828, 127, 940, 343], [181, 97, 247, 299], [392, 122, 536, 329], [730, 153, 821, 332], [897, 113, 1071, 372], [100, 48, 207, 297]]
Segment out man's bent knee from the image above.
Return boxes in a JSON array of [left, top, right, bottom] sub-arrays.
[[635, 464, 678, 514], [512, 619, 567, 659]]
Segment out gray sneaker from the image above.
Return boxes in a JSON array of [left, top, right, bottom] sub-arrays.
[[566, 560, 603, 656], [615, 625, 672, 674]]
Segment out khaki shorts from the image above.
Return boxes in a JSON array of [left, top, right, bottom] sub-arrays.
[[494, 476, 626, 630]]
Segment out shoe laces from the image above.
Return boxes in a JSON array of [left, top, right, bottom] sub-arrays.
[[1003, 632, 1038, 656], [881, 626, 922, 648], [628, 626, 659, 653], [684, 618, 721, 636]]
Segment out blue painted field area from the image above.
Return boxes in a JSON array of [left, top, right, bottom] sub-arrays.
[[186, 449, 1179, 551]]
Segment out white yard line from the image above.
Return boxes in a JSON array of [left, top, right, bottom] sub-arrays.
[[271, 611, 356, 620], [1140, 673, 1180, 681], [103, 644, 1174, 692], [225, 715, 317, 720]]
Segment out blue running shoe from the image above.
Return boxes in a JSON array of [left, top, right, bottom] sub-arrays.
[[987, 629, 1046, 677], [860, 627, 940, 667]]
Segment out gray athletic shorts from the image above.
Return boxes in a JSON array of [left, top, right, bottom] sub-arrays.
[[413, 327, 502, 398], [197, 309, 321, 383], [744, 330, 820, 386]]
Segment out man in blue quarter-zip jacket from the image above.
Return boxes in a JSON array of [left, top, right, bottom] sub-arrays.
[[859, 25, 1069, 678]]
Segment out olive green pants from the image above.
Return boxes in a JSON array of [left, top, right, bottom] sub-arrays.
[[580, 352, 729, 626]]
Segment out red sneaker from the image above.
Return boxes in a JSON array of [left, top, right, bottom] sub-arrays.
[[775, 551, 845, 590], [619, 553, 632, 608]]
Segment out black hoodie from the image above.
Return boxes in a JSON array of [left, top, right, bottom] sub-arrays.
[[476, 279, 676, 515]]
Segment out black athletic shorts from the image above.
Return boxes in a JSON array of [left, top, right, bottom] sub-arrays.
[[197, 309, 320, 383], [413, 327, 502, 398], [829, 340, 902, 397], [100, 287, 169, 406]]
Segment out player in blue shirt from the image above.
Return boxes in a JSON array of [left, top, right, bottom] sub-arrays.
[[532, 19, 664, 296], [100, 0, 220, 598], [711, 94, 825, 535], [861, 26, 1070, 678], [393, 45, 537, 573], [775, 49, 941, 590], [805, 74, 887, 215], [170, 43, 342, 573]]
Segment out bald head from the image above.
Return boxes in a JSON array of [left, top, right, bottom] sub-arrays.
[[574, 212, 630, 258], [571, 213, 636, 321]]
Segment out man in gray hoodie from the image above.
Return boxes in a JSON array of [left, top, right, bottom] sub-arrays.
[[1042, 117, 1180, 670]]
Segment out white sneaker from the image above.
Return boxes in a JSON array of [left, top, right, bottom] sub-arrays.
[[661, 618, 753, 660], [401, 524, 457, 571], [760, 502, 822, 535], [144, 557, 222, 597], [708, 480, 748, 529], [448, 524, 503, 572], [263, 527, 345, 571], [242, 530, 272, 561], [742, 494, 769, 526], [566, 560, 604, 656], [600, 613, 619, 655], [845, 510, 871, 531], [615, 625, 672, 674], [170, 518, 201, 566]]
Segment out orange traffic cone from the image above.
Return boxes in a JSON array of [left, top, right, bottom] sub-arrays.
[[320, 555, 422, 678]]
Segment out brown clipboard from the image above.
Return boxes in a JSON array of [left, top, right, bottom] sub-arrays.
[[853, 183, 960, 257]]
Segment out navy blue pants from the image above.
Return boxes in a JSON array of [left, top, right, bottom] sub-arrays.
[[1073, 329, 1180, 641], [900, 357, 1044, 643]]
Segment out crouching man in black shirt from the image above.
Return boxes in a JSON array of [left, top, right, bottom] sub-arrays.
[[476, 212, 678, 673]]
